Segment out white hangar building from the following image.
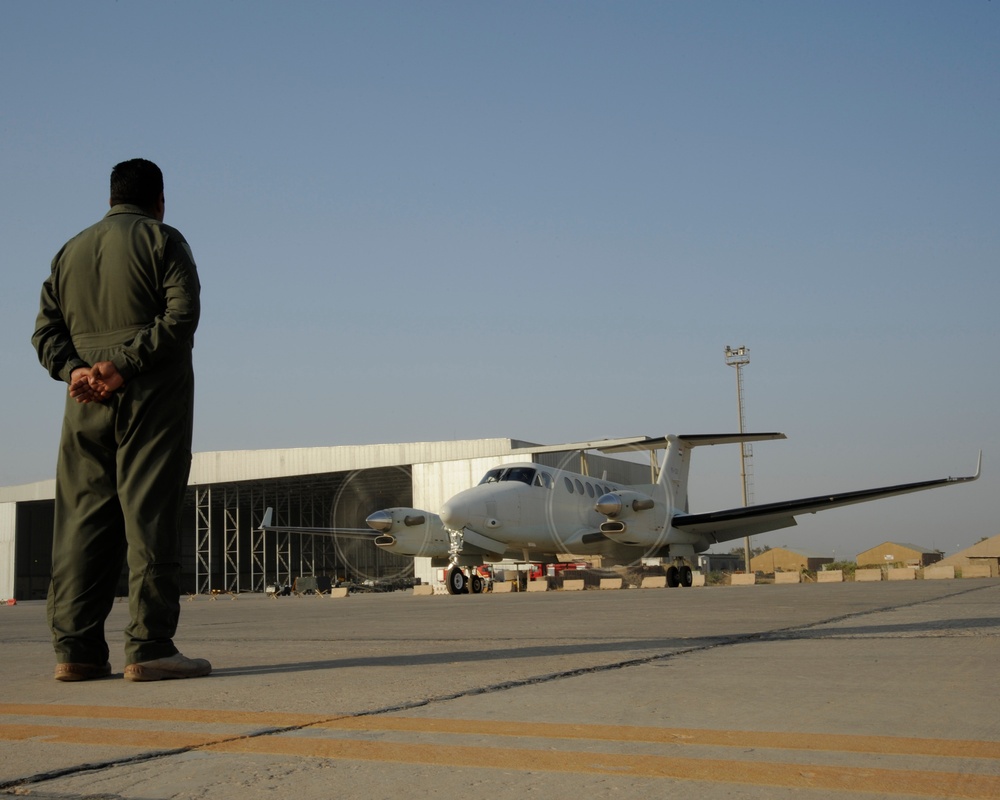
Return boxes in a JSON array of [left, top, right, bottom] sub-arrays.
[[0, 437, 652, 601]]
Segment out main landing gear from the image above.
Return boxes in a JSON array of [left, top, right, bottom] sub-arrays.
[[665, 564, 694, 588], [446, 566, 485, 595]]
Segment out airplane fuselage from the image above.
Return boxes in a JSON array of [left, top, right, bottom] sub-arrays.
[[437, 462, 681, 562]]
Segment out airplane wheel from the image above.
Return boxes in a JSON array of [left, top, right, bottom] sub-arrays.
[[666, 566, 679, 588], [680, 565, 693, 587], [471, 576, 484, 594], [447, 567, 467, 595]]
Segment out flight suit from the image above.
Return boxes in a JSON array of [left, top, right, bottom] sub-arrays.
[[32, 204, 200, 666]]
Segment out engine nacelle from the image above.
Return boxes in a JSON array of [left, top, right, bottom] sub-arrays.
[[596, 491, 683, 550], [364, 507, 451, 558], [594, 490, 655, 518], [598, 516, 670, 547]]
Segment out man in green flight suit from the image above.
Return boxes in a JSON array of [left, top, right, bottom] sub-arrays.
[[32, 158, 211, 682]]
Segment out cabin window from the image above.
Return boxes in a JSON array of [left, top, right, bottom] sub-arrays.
[[564, 477, 574, 493], [534, 471, 553, 489], [574, 479, 584, 494], [585, 482, 595, 498]]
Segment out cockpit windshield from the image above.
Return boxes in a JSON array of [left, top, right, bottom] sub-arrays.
[[478, 467, 538, 486], [479, 469, 504, 484]]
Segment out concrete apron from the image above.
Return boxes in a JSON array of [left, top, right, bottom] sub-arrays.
[[1, 580, 998, 799]]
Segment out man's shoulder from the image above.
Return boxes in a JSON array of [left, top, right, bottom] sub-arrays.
[[156, 220, 190, 244], [105, 206, 190, 244], [58, 214, 116, 253]]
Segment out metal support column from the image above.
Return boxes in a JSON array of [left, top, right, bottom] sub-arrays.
[[194, 486, 212, 594], [275, 489, 293, 589], [223, 485, 240, 592], [298, 494, 316, 580], [250, 489, 268, 592]]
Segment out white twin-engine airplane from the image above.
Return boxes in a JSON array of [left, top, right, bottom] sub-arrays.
[[260, 433, 980, 595]]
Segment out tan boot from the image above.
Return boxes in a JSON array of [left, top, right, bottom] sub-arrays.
[[54, 662, 112, 682], [124, 653, 212, 682]]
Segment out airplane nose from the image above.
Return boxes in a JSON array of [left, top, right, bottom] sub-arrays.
[[439, 498, 465, 530], [366, 510, 394, 532]]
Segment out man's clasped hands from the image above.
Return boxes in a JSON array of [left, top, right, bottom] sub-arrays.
[[69, 361, 125, 404]]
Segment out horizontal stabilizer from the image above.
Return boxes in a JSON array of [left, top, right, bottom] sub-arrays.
[[513, 432, 786, 456]]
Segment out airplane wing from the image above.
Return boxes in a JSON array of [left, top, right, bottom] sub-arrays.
[[257, 508, 377, 540], [672, 453, 982, 545]]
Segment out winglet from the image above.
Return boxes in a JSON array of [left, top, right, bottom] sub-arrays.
[[259, 507, 273, 529], [950, 452, 982, 483]]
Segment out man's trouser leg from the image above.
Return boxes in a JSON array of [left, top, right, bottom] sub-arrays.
[[116, 364, 194, 665], [48, 399, 127, 666]]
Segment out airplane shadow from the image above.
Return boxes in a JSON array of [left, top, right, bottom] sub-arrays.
[[210, 616, 1000, 678], [210, 636, 702, 677], [773, 615, 1000, 640]]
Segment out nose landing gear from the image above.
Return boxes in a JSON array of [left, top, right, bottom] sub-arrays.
[[446, 566, 467, 594]]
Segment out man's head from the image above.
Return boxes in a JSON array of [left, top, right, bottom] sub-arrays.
[[110, 158, 165, 219]]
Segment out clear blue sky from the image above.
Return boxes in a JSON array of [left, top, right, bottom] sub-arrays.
[[2, 1, 996, 558]]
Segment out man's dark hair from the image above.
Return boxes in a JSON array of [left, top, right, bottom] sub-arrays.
[[110, 158, 163, 209]]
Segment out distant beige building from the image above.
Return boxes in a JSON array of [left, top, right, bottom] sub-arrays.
[[856, 542, 942, 568], [751, 546, 833, 574], [936, 533, 1000, 577]]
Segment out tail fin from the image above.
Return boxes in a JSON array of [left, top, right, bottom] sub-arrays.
[[259, 507, 274, 530], [658, 433, 786, 509]]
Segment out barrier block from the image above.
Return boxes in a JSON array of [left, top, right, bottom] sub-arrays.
[[887, 568, 916, 581], [923, 566, 955, 580], [963, 564, 994, 578], [641, 575, 667, 589], [492, 581, 514, 593], [412, 585, 434, 596], [730, 573, 756, 586], [855, 569, 882, 582], [774, 572, 801, 584], [692, 572, 706, 587], [817, 570, 843, 583], [563, 579, 586, 591], [329, 587, 350, 598], [599, 577, 624, 590], [526, 580, 549, 592]]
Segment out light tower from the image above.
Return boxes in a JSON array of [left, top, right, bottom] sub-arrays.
[[724, 345, 754, 572]]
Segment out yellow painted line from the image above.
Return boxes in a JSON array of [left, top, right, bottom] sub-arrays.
[[322, 716, 1000, 760], [3, 705, 997, 761], [204, 736, 1000, 799], [2, 705, 999, 798], [0, 704, 330, 728], [0, 723, 229, 750]]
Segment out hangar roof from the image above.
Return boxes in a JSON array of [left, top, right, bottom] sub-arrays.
[[857, 541, 940, 557], [0, 438, 537, 503], [186, 438, 537, 484], [755, 545, 833, 560]]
